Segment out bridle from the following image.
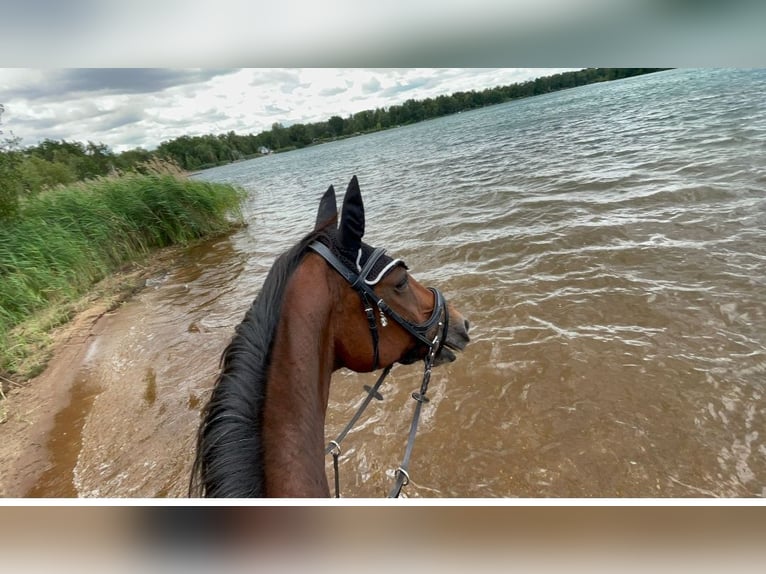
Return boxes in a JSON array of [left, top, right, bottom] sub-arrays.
[[308, 240, 449, 497], [308, 241, 448, 370]]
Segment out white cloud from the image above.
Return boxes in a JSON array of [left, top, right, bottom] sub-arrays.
[[1, 68, 575, 152]]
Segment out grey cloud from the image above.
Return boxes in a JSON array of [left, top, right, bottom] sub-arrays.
[[250, 69, 310, 94], [318, 86, 347, 97], [9, 115, 62, 132], [95, 109, 146, 132], [361, 77, 381, 94], [149, 108, 230, 129], [191, 109, 230, 125], [379, 76, 440, 98], [1, 69, 238, 102], [8, 97, 151, 147], [263, 104, 290, 116]]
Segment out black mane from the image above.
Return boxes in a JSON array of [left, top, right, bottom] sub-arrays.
[[190, 229, 327, 497]]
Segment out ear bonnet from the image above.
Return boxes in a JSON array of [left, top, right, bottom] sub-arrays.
[[314, 176, 406, 286]]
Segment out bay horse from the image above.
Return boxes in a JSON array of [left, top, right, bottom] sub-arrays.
[[190, 176, 470, 497]]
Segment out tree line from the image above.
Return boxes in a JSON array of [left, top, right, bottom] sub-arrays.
[[1, 68, 667, 217], [154, 68, 666, 171]]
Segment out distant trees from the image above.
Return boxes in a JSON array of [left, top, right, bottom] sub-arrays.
[[328, 115, 345, 137], [24, 139, 116, 181], [148, 69, 667, 170], [0, 68, 667, 212]]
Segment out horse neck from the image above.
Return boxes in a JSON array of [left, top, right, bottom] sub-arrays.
[[261, 256, 336, 497]]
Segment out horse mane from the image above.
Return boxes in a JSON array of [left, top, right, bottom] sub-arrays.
[[189, 227, 329, 497]]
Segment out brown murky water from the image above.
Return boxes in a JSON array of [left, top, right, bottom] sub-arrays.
[[25, 69, 766, 497]]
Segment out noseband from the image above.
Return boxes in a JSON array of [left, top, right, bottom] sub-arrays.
[[308, 241, 448, 369]]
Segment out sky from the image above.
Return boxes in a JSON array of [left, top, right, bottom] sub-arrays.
[[1, 0, 763, 153], [0, 68, 574, 153]]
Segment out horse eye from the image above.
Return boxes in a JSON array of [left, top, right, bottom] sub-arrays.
[[395, 275, 409, 291]]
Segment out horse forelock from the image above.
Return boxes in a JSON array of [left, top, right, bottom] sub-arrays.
[[190, 228, 330, 497]]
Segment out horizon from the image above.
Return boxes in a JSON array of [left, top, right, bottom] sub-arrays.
[[0, 68, 577, 153]]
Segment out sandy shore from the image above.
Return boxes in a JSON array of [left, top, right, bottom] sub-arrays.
[[0, 247, 184, 498]]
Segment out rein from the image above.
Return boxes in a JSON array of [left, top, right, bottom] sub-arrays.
[[309, 240, 447, 498], [324, 329, 442, 498]]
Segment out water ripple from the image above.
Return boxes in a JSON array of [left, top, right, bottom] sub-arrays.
[[184, 69, 766, 497]]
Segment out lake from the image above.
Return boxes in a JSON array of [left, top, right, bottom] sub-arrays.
[[33, 68, 766, 497]]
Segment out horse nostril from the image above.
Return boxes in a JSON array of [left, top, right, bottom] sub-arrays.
[[463, 319, 470, 333]]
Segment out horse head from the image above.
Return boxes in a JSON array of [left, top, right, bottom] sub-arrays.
[[310, 175, 470, 373]]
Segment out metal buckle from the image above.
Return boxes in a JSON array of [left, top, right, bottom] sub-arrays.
[[395, 467, 410, 487], [328, 440, 341, 457]]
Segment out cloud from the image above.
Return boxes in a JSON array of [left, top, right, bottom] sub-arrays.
[[96, 109, 146, 132], [61, 69, 236, 95], [250, 69, 311, 95], [1, 69, 237, 102], [319, 86, 347, 97], [1, 69, 251, 149], [379, 76, 440, 98], [7, 101, 150, 146], [263, 104, 290, 116], [2, 68, 578, 151], [249, 69, 301, 86], [361, 77, 381, 94]]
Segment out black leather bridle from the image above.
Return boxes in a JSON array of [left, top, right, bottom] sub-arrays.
[[308, 240, 448, 370], [309, 239, 453, 498]]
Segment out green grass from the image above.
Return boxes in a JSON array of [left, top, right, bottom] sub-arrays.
[[0, 172, 244, 378]]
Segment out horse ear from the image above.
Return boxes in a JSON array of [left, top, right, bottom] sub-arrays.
[[314, 185, 338, 230], [338, 175, 365, 253]]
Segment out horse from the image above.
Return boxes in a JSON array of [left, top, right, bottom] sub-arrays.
[[190, 176, 470, 497]]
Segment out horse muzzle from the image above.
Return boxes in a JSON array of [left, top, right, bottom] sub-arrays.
[[433, 309, 470, 366]]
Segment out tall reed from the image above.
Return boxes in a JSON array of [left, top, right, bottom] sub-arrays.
[[0, 172, 244, 375]]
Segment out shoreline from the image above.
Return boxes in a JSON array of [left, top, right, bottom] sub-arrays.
[[1, 242, 190, 389], [0, 240, 200, 497]]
